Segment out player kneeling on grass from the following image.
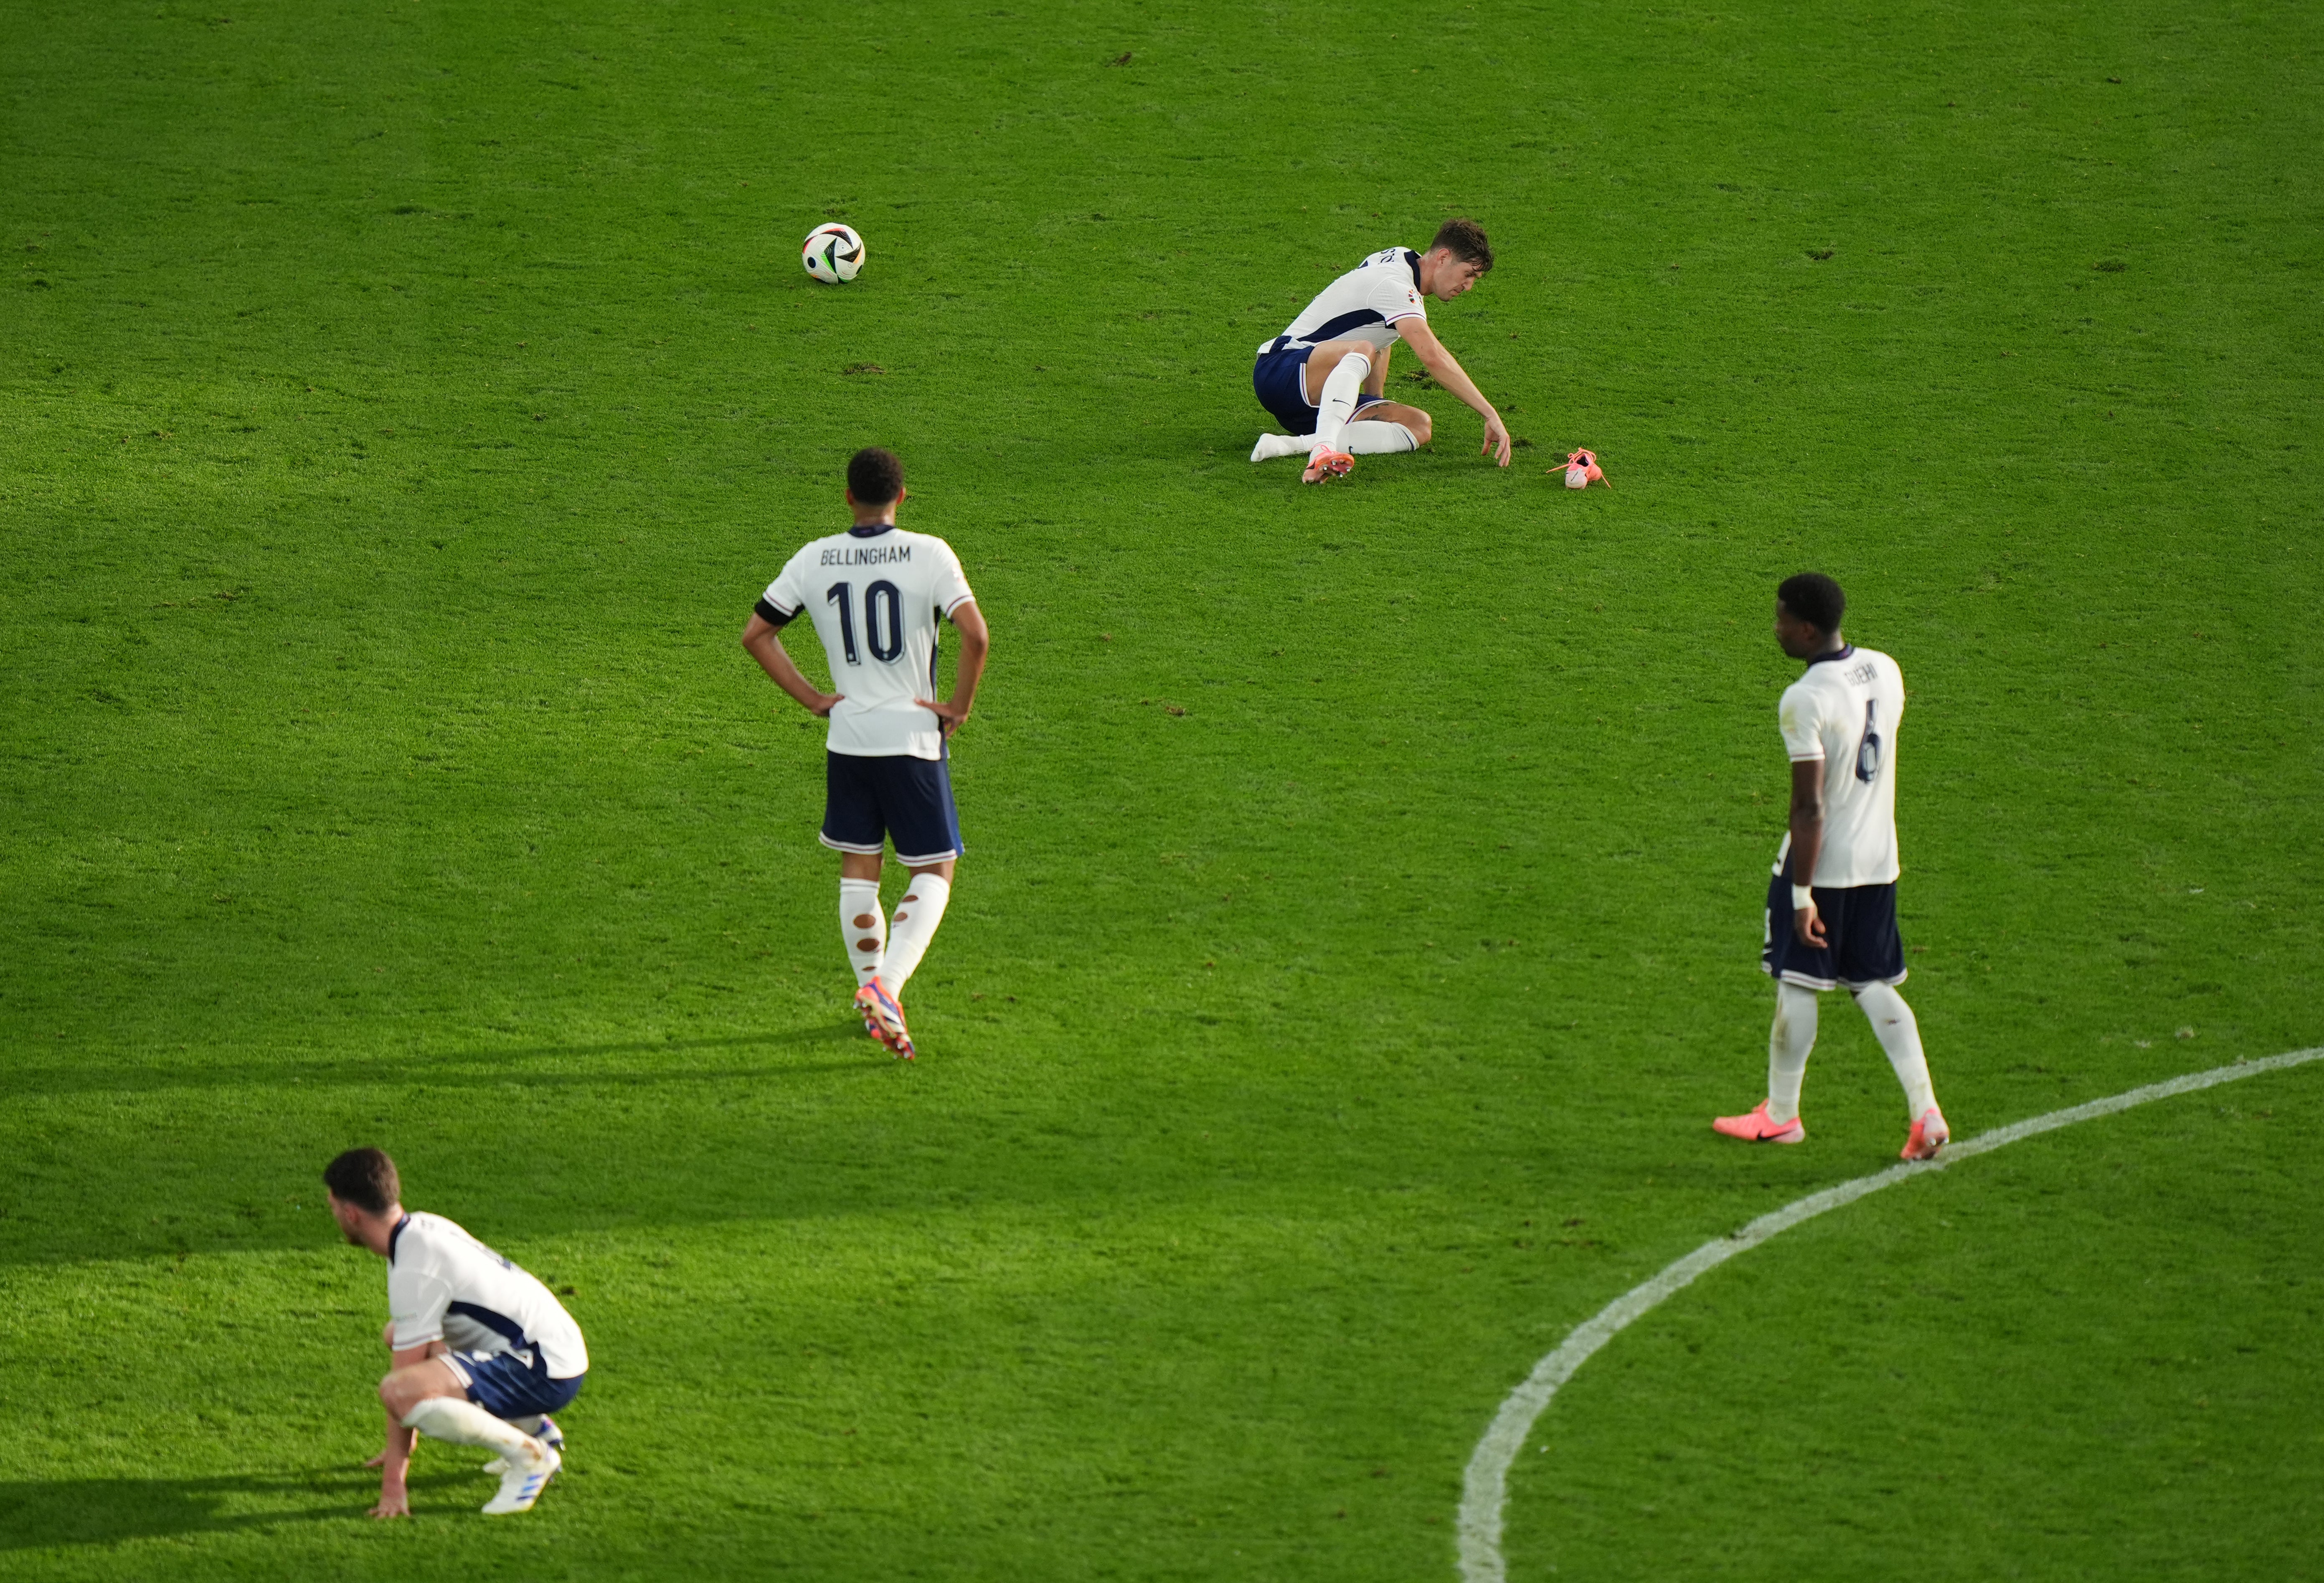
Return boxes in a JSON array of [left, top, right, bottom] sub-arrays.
[[324, 1147, 586, 1518], [1715, 574, 1950, 1161], [1248, 217, 1512, 483], [742, 445, 988, 1060]]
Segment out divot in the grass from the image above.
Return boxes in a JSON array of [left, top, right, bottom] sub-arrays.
[[1455, 1046, 2324, 1583]]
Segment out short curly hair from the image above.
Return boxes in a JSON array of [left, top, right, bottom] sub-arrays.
[[847, 446, 904, 506], [1429, 217, 1494, 271], [1777, 573, 1846, 635]]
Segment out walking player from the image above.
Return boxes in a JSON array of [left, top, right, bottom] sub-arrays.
[[742, 446, 988, 1059], [325, 1147, 586, 1518], [1714, 573, 1950, 1159]]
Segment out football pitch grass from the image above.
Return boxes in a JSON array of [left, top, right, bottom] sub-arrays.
[[2, 0, 2318, 1576]]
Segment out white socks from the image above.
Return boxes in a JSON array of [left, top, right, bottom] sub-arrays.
[[880, 871, 951, 993], [841, 878, 885, 988], [403, 1397, 540, 1463], [1765, 979, 1938, 1122], [1342, 419, 1416, 454], [841, 871, 955, 994], [1254, 419, 1416, 463], [1766, 981, 1818, 1124], [1855, 982, 1938, 1117], [1312, 352, 1371, 452]]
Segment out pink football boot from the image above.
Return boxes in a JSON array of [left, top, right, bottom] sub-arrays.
[[1712, 1101, 1806, 1144], [1900, 1106, 1950, 1161], [1302, 443, 1354, 484]]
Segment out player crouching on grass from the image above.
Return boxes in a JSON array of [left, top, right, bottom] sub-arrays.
[[324, 1147, 586, 1518], [742, 446, 988, 1060], [1714, 574, 1951, 1161], [1248, 217, 1513, 483]]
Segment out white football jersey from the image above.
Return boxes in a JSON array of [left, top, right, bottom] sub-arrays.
[[388, 1211, 589, 1378], [1774, 645, 1907, 888], [1259, 247, 1429, 356], [761, 525, 976, 760]]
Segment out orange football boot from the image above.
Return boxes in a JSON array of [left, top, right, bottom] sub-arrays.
[[1900, 1106, 1949, 1161], [1712, 1101, 1806, 1144], [1301, 444, 1354, 484]]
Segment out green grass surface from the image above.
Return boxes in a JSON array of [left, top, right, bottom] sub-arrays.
[[2, 0, 2319, 1577]]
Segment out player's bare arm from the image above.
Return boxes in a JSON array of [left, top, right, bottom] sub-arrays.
[[365, 1341, 451, 1517], [1787, 758, 1827, 948], [742, 612, 843, 716], [363, 1321, 447, 1489], [1772, 589, 1844, 949], [1396, 316, 1511, 466], [912, 598, 987, 738]]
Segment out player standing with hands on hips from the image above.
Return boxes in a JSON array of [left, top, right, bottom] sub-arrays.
[[1715, 573, 1950, 1159], [742, 446, 988, 1059]]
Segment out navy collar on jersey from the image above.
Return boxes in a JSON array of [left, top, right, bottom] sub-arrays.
[[1804, 643, 1855, 669], [388, 1212, 411, 1261], [847, 523, 897, 539], [1403, 247, 1423, 282]]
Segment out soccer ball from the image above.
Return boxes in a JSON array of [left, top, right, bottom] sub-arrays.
[[802, 223, 865, 284]]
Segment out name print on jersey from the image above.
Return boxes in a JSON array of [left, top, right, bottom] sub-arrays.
[[820, 544, 914, 566]]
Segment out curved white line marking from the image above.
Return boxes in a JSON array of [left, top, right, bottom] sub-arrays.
[[1457, 1046, 2324, 1583]]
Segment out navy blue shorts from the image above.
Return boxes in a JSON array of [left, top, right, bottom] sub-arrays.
[[1761, 864, 1907, 992], [1251, 345, 1394, 435], [447, 1348, 585, 1420], [821, 750, 964, 865]]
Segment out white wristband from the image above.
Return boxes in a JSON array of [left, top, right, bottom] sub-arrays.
[[1791, 884, 1815, 911]]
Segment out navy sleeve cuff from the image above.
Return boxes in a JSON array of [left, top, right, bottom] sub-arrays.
[[753, 597, 794, 629]]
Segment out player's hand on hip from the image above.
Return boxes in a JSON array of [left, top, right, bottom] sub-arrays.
[[915, 696, 969, 737], [1482, 412, 1512, 467], [806, 691, 843, 717], [1793, 900, 1827, 949]]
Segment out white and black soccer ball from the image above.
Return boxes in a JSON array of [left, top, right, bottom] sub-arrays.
[[802, 223, 865, 284]]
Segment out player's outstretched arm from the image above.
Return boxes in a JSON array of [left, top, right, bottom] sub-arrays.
[[914, 599, 987, 738], [742, 612, 842, 716], [1396, 318, 1511, 466]]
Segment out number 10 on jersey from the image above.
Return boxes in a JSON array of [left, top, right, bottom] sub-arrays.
[[826, 580, 904, 664]]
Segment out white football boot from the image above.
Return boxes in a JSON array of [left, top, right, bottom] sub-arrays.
[[483, 1413, 563, 1475], [481, 1440, 560, 1515]]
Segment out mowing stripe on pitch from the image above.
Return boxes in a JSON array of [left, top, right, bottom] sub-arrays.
[[1456, 1045, 2324, 1583]]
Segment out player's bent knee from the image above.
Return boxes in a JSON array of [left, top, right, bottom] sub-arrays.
[[1407, 411, 1433, 445]]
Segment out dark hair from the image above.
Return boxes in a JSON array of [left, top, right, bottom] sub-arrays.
[[1777, 572, 1846, 635], [847, 446, 904, 506], [1430, 217, 1494, 271], [324, 1147, 401, 1215]]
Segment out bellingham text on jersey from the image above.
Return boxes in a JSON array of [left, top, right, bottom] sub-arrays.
[[819, 544, 913, 566]]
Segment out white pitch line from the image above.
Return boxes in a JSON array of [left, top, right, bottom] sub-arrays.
[[1456, 1045, 2324, 1583]]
